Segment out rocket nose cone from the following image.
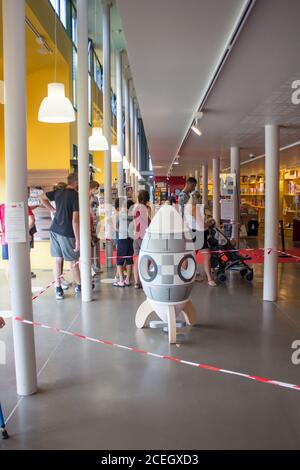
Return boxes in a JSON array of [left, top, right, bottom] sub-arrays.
[[148, 204, 189, 235]]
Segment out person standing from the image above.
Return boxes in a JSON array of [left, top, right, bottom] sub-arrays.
[[39, 173, 81, 300], [187, 191, 217, 287], [126, 186, 134, 202], [114, 198, 134, 287], [178, 177, 197, 217], [133, 190, 151, 289]]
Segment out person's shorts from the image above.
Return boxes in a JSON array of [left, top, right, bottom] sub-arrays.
[[2, 244, 9, 261], [133, 238, 143, 257], [50, 232, 80, 262], [117, 238, 134, 266]]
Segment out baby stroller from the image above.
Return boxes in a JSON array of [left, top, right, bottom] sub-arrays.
[[207, 221, 253, 284]]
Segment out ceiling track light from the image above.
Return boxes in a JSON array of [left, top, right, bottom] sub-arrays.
[[191, 111, 203, 137]]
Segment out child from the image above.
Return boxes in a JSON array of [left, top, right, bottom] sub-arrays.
[[114, 198, 134, 288]]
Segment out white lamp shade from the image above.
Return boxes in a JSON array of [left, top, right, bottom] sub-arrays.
[[111, 145, 122, 163], [0, 81, 5, 105], [89, 127, 108, 151], [38, 83, 75, 123], [130, 163, 136, 175], [123, 156, 130, 170]]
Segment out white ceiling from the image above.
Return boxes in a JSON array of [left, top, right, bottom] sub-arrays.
[[180, 0, 300, 174], [116, 0, 249, 170], [239, 143, 300, 176], [116, 0, 300, 176]]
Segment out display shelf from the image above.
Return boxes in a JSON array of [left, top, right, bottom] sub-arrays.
[[281, 169, 300, 236]]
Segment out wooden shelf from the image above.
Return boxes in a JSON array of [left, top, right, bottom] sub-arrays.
[[250, 204, 265, 209]]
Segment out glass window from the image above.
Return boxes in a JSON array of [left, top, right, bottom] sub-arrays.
[[88, 74, 92, 126], [139, 256, 158, 283], [72, 47, 78, 109], [71, 4, 77, 47], [60, 0, 67, 28], [49, 0, 59, 13], [177, 255, 196, 283]]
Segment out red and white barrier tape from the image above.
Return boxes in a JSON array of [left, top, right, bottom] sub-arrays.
[[14, 316, 300, 392], [104, 247, 300, 261]]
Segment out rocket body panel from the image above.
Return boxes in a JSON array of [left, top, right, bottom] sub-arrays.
[[138, 205, 196, 306]]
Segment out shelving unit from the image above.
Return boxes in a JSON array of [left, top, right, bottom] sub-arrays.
[[281, 169, 300, 234], [240, 175, 265, 228]]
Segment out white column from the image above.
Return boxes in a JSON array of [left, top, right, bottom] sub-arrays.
[[230, 146, 240, 245], [2, 0, 37, 396], [77, 0, 92, 302], [134, 101, 139, 191], [195, 170, 199, 191], [212, 158, 220, 225], [136, 108, 140, 173], [124, 78, 130, 186], [102, 0, 112, 267], [263, 125, 280, 301], [116, 49, 124, 196], [202, 164, 208, 207], [129, 85, 135, 193]]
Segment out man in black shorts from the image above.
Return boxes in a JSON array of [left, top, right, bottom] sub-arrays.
[[40, 173, 81, 300]]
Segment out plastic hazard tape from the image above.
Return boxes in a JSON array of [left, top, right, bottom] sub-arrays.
[[104, 248, 300, 262], [13, 316, 300, 392]]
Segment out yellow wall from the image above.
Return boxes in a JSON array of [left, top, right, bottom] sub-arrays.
[[26, 65, 71, 172], [0, 0, 119, 270], [93, 150, 118, 186], [0, 104, 4, 201]]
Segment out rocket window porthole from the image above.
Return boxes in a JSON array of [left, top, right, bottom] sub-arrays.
[[178, 255, 196, 283], [139, 255, 158, 282]]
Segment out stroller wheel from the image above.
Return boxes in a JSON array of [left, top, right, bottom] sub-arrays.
[[240, 268, 248, 277], [245, 270, 253, 281], [217, 272, 226, 283]]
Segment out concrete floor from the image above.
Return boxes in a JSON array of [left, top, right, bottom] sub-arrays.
[[0, 254, 300, 449]]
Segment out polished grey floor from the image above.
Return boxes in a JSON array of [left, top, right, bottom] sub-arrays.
[[0, 253, 300, 449]]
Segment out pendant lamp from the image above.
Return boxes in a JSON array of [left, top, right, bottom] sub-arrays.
[[111, 144, 122, 163], [38, 7, 75, 123], [89, 127, 109, 151], [123, 156, 130, 170], [38, 83, 75, 123]]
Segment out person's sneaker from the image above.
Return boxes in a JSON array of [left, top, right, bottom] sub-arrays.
[[55, 286, 64, 300], [74, 284, 81, 294], [61, 277, 72, 290]]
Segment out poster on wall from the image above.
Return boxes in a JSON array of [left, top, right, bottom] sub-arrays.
[[5, 202, 27, 243], [221, 198, 234, 220], [220, 173, 236, 196]]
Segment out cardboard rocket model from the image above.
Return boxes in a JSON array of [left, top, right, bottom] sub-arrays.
[[135, 204, 197, 344]]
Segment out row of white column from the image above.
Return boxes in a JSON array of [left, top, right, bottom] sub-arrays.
[[198, 125, 279, 303], [1, 0, 280, 397]]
